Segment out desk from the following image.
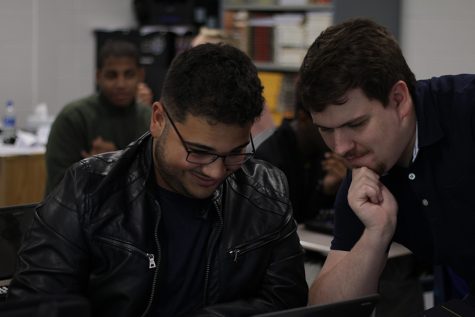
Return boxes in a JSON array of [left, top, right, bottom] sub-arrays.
[[297, 224, 412, 258], [0, 145, 46, 207]]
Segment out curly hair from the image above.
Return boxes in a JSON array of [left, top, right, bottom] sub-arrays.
[[161, 43, 264, 126], [298, 18, 416, 113]]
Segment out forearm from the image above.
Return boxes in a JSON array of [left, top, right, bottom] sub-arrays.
[[309, 229, 389, 305]]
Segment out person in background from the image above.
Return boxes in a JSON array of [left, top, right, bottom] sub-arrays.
[[255, 99, 347, 223], [136, 82, 153, 107], [8, 43, 308, 316], [44, 39, 151, 194], [299, 18, 475, 311]]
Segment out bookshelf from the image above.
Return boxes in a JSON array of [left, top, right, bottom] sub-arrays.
[[222, 1, 334, 123], [223, 4, 333, 12], [222, 1, 333, 68]]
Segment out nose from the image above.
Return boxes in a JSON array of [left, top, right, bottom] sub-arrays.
[[200, 157, 227, 180], [116, 75, 127, 88], [333, 129, 354, 156]]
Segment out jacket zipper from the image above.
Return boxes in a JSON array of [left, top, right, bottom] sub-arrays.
[[140, 200, 162, 317], [96, 236, 156, 268], [203, 198, 224, 305], [228, 217, 295, 263], [228, 238, 276, 263]]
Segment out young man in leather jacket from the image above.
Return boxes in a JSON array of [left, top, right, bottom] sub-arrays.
[[8, 44, 308, 316]]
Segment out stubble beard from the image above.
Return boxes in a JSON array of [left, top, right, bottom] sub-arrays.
[[153, 135, 195, 198]]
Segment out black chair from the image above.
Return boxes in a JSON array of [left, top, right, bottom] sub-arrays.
[[0, 203, 37, 301], [0, 294, 91, 317]]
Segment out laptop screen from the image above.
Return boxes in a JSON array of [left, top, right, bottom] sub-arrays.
[[253, 294, 379, 317], [0, 204, 36, 280]]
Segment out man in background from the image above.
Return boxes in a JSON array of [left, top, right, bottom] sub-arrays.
[[45, 39, 151, 194], [255, 99, 347, 223]]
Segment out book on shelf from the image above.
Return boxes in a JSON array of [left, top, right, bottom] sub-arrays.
[[258, 71, 284, 124], [224, 0, 277, 5], [223, 4, 333, 68], [249, 13, 274, 62], [259, 72, 297, 124], [278, 0, 308, 5], [273, 13, 306, 67], [224, 10, 251, 55], [305, 11, 333, 46]]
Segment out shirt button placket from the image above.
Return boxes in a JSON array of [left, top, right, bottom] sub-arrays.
[[408, 173, 428, 207]]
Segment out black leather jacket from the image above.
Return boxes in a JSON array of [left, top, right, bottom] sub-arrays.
[[8, 133, 308, 316]]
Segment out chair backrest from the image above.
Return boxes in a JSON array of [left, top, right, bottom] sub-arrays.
[[0, 203, 37, 281], [0, 294, 91, 317]]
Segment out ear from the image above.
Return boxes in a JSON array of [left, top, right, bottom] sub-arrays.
[[390, 80, 412, 119], [150, 101, 166, 137]]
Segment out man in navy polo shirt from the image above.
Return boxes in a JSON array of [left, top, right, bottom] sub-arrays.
[[299, 18, 475, 309]]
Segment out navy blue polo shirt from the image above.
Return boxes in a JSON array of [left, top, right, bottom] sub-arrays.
[[332, 74, 475, 291]]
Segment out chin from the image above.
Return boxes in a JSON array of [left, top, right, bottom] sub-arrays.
[[351, 159, 386, 175], [115, 101, 134, 107], [368, 162, 387, 175], [181, 182, 217, 200], [189, 189, 216, 200]]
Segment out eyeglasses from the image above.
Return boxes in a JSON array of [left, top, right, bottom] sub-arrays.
[[162, 105, 255, 167]]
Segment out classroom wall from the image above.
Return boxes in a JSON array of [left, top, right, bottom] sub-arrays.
[[401, 0, 475, 79], [1, 0, 475, 128], [0, 0, 135, 128]]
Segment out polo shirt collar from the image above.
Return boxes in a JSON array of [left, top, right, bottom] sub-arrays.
[[413, 80, 444, 148]]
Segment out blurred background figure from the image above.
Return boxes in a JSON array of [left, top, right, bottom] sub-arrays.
[[255, 99, 347, 223], [136, 82, 153, 107], [45, 39, 151, 194]]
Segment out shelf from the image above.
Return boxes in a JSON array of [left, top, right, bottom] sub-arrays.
[[223, 3, 333, 12], [254, 62, 300, 72], [223, 1, 333, 121]]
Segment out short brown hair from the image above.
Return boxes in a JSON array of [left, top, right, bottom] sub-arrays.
[[298, 18, 416, 112]]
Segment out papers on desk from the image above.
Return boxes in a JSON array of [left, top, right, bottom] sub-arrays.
[[0, 140, 45, 156], [0, 127, 48, 156], [16, 128, 50, 147]]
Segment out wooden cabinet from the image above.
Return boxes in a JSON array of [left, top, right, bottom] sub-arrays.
[[0, 149, 46, 207]]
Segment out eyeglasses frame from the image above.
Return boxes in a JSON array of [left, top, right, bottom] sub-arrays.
[[161, 104, 255, 166]]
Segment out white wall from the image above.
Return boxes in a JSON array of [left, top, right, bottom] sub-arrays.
[[2, 0, 475, 127], [401, 0, 475, 79], [0, 0, 135, 128]]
